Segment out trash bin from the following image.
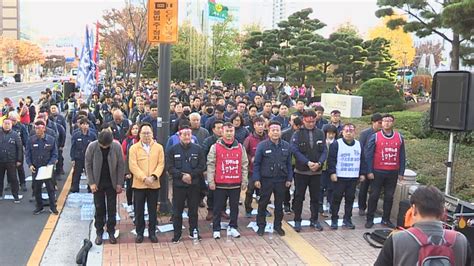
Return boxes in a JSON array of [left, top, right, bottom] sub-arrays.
[[13, 74, 21, 82]]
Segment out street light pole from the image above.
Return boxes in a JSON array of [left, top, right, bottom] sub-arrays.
[[157, 43, 172, 214]]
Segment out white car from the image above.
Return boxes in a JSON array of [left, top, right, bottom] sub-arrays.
[[3, 76, 15, 84]]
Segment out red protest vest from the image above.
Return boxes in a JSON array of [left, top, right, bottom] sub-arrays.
[[215, 142, 243, 187], [373, 130, 402, 171]]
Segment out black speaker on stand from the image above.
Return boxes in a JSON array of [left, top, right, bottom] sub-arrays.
[[430, 71, 474, 195]]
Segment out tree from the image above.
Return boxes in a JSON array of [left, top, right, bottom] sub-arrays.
[[171, 59, 190, 82], [277, 8, 326, 84], [141, 45, 159, 78], [210, 16, 241, 76], [368, 14, 416, 67], [414, 41, 443, 69], [0, 38, 44, 73], [221, 68, 247, 86], [101, 1, 152, 89], [376, 0, 473, 70], [242, 29, 280, 82], [329, 30, 367, 84], [361, 38, 398, 82]]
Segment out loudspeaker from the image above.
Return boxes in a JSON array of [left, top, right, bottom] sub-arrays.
[[63, 82, 77, 97], [430, 71, 474, 131]]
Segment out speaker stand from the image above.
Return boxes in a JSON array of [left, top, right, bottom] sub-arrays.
[[445, 131, 455, 195]]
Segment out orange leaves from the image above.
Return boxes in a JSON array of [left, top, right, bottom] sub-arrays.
[[0, 37, 45, 66]]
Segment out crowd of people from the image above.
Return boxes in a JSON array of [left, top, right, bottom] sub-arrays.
[[1, 79, 460, 253]]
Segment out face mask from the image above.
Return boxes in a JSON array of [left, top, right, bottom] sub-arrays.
[[183, 110, 191, 116], [206, 108, 214, 114]]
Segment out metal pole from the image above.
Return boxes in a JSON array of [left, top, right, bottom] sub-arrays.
[[157, 43, 172, 213], [445, 131, 454, 195]]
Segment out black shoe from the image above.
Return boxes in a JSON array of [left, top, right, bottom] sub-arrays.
[[342, 220, 355, 229], [33, 207, 44, 215], [109, 233, 117, 244], [274, 227, 285, 236], [311, 221, 323, 231], [135, 235, 144, 243], [294, 221, 302, 232], [257, 227, 265, 236], [172, 235, 181, 244], [189, 232, 202, 241], [365, 221, 374, 229], [50, 208, 59, 215], [330, 220, 338, 230], [95, 235, 103, 245], [382, 220, 396, 229], [284, 204, 291, 213], [149, 235, 158, 243]]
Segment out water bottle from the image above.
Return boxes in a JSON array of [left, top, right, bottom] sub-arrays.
[[268, 224, 274, 240], [193, 229, 199, 245]]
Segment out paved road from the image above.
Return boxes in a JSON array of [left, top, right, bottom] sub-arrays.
[[0, 81, 73, 266]]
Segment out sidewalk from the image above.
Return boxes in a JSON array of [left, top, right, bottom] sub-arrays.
[[101, 191, 382, 265]]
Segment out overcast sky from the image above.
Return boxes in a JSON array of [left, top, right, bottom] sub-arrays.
[[21, 0, 382, 44]]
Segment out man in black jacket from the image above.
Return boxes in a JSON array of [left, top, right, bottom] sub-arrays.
[[167, 126, 206, 243], [0, 119, 23, 202]]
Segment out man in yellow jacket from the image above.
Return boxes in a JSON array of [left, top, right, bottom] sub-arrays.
[[128, 123, 165, 244]]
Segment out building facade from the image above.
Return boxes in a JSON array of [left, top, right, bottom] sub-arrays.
[[1, 0, 20, 74]]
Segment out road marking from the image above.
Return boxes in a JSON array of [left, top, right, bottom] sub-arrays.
[[17, 90, 24, 93], [246, 191, 331, 265], [27, 169, 73, 266], [281, 221, 331, 265]]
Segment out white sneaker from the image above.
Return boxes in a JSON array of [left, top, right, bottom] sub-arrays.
[[126, 205, 134, 213], [213, 231, 221, 239], [230, 228, 241, 238]]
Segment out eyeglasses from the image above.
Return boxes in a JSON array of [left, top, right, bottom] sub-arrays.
[[140, 132, 152, 136]]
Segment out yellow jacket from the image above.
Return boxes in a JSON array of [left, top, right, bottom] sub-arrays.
[[128, 140, 165, 189]]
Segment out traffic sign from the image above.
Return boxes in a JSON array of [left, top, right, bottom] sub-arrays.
[[147, 0, 178, 44]]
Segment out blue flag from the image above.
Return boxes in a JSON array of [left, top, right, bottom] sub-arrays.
[[76, 26, 96, 96]]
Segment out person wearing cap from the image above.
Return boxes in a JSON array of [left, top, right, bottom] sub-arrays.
[[357, 113, 383, 216], [207, 122, 249, 239], [85, 127, 125, 245], [327, 123, 367, 230], [166, 126, 206, 243], [365, 114, 406, 229], [49, 104, 67, 176], [26, 120, 59, 215], [253, 121, 293, 236], [70, 118, 97, 193], [290, 110, 327, 232], [128, 123, 165, 244], [0, 118, 23, 203]]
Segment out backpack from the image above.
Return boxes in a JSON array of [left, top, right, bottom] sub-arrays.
[[407, 227, 457, 266]]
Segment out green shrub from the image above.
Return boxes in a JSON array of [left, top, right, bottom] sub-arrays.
[[355, 78, 404, 113], [221, 68, 247, 87], [416, 110, 474, 145]]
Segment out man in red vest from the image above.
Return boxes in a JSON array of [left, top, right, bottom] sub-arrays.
[[207, 122, 249, 239], [365, 114, 406, 229]]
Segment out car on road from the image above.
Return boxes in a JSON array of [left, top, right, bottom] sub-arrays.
[[0, 77, 7, 87], [4, 76, 15, 84]]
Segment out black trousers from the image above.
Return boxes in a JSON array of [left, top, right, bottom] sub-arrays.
[[257, 179, 285, 229], [0, 162, 19, 198], [213, 188, 240, 231], [173, 185, 199, 236], [56, 148, 64, 174], [367, 171, 398, 221], [319, 171, 333, 208], [125, 178, 133, 206], [33, 172, 56, 209], [206, 189, 214, 211], [134, 188, 159, 236], [17, 162, 26, 186], [94, 186, 117, 235], [199, 176, 207, 202], [71, 160, 85, 192], [244, 177, 256, 213], [331, 178, 358, 221], [293, 173, 320, 222], [358, 179, 372, 211]]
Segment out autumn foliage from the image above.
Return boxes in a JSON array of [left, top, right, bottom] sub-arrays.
[[0, 37, 44, 68], [368, 14, 415, 67], [411, 75, 432, 94]]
